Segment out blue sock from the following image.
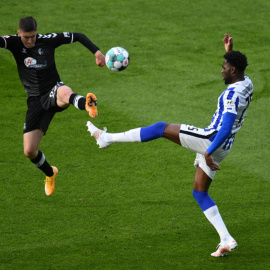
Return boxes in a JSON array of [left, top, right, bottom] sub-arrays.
[[140, 122, 166, 142], [192, 190, 216, 211]]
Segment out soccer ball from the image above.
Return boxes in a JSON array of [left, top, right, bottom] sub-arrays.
[[105, 47, 129, 72]]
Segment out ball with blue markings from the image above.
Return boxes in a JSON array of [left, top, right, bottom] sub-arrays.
[[105, 47, 129, 72]]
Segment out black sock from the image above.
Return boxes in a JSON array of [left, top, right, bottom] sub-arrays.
[[69, 93, 86, 110], [31, 151, 54, 177]]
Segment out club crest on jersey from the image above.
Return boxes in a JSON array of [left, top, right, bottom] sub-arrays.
[[38, 48, 44, 55], [24, 57, 37, 67]]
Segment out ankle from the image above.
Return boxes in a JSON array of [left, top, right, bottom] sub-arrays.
[[220, 233, 233, 244]]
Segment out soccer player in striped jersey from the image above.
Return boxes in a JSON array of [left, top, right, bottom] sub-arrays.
[[87, 34, 253, 257]]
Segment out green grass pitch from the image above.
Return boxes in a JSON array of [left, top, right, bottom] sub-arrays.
[[0, 0, 270, 269]]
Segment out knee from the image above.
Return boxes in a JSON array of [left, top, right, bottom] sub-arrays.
[[192, 190, 216, 211], [58, 86, 73, 104], [140, 121, 166, 142], [154, 122, 166, 135], [24, 147, 38, 160]]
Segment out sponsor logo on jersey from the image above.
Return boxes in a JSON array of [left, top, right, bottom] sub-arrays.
[[22, 48, 27, 53], [224, 100, 235, 109], [38, 48, 44, 55], [24, 57, 47, 69], [24, 57, 37, 67]]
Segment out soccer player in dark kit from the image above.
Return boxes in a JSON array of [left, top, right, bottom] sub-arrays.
[[0, 16, 105, 196]]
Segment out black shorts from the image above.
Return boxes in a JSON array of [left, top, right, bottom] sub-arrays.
[[23, 82, 68, 135]]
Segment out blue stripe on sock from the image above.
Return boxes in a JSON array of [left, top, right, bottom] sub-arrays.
[[192, 190, 216, 211], [140, 122, 166, 142]]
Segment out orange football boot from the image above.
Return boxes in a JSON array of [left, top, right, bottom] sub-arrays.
[[86, 93, 98, 118], [44, 166, 58, 196]]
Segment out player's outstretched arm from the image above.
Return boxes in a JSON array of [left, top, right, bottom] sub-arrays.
[[223, 34, 233, 52], [95, 50, 105, 67], [72, 33, 105, 67]]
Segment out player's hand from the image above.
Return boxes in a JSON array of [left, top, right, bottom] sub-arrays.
[[223, 34, 233, 52], [95, 50, 105, 67], [204, 152, 220, 171]]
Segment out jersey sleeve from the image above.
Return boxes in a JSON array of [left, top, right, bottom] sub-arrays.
[[72, 33, 100, 54], [206, 112, 236, 154], [38, 32, 74, 48], [206, 89, 239, 154], [0, 36, 7, 48], [41, 32, 100, 54], [0, 35, 21, 51], [0, 35, 17, 49]]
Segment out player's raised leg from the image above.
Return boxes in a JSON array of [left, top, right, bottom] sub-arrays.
[[57, 85, 98, 118], [86, 121, 181, 148]]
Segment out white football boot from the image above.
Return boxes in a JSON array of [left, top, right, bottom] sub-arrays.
[[86, 121, 110, 149], [211, 239, 238, 257]]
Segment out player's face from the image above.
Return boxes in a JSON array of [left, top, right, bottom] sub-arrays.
[[17, 30, 37, 49], [221, 60, 234, 85]]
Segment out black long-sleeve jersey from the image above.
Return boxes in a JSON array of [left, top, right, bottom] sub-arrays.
[[0, 32, 100, 96]]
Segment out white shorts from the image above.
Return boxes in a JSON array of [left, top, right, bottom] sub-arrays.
[[179, 124, 230, 179]]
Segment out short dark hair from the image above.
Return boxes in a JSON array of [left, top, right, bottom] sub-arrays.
[[19, 16, 37, 32], [224, 50, 248, 73]]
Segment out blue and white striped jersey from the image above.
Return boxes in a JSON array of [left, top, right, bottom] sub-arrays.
[[205, 76, 253, 135]]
